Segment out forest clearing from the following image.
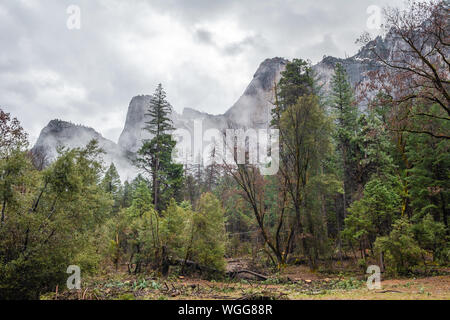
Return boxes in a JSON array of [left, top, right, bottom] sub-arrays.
[[42, 260, 450, 300]]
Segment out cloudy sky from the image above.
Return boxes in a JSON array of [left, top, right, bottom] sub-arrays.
[[0, 0, 410, 144]]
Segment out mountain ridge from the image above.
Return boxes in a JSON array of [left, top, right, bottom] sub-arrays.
[[31, 33, 395, 180]]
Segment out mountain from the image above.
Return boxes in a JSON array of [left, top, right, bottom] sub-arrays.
[[117, 57, 288, 154], [224, 57, 288, 128], [32, 33, 397, 180], [31, 119, 137, 180], [313, 32, 397, 94]]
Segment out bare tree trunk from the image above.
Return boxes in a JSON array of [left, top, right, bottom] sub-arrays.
[[1, 198, 6, 223]]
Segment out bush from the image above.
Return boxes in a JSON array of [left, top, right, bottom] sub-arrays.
[[0, 141, 112, 299], [413, 214, 449, 264], [375, 218, 424, 275], [189, 193, 226, 273]]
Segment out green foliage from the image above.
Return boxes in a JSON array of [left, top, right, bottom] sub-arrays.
[[328, 63, 359, 219], [375, 218, 424, 275], [343, 176, 402, 257], [277, 59, 317, 108], [413, 214, 448, 263], [349, 177, 402, 232], [106, 187, 227, 276], [0, 139, 112, 299], [278, 94, 333, 268], [144, 84, 174, 136], [406, 108, 449, 224], [102, 163, 121, 194], [329, 63, 358, 142], [160, 199, 189, 259], [123, 181, 160, 273], [189, 193, 226, 273], [271, 58, 318, 128], [0, 109, 28, 157], [101, 163, 122, 213]]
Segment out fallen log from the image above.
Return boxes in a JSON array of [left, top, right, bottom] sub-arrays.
[[168, 258, 268, 281], [227, 270, 268, 281], [169, 258, 221, 274]]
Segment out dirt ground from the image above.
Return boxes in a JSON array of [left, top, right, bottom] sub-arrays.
[[44, 263, 450, 300]]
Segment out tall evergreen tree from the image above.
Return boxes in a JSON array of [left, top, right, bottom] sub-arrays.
[[102, 163, 121, 194], [137, 84, 183, 213], [102, 163, 122, 213], [329, 63, 359, 216], [145, 84, 175, 136], [271, 59, 317, 128]]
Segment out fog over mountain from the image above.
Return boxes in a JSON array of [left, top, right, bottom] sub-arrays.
[[31, 30, 398, 180], [31, 119, 139, 180], [2, 0, 416, 145]]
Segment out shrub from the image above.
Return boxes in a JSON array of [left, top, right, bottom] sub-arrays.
[[413, 214, 448, 263], [189, 193, 226, 273], [374, 218, 424, 275]]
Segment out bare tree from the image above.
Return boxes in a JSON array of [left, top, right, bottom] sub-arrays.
[[359, 0, 449, 139], [221, 126, 295, 267]]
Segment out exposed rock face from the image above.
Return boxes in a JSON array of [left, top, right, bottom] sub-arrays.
[[32, 119, 137, 180], [117, 95, 153, 154], [313, 33, 395, 94], [32, 34, 398, 180], [224, 57, 288, 128], [117, 57, 288, 154]]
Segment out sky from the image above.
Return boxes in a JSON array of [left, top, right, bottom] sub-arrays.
[[0, 0, 412, 144]]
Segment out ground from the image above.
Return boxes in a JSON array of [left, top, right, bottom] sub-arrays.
[[43, 260, 450, 300]]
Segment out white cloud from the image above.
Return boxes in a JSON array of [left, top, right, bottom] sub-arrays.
[[0, 0, 418, 145]]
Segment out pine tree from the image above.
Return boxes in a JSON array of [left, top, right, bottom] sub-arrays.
[[102, 163, 121, 197], [271, 59, 317, 128], [405, 104, 450, 231], [329, 63, 359, 216], [121, 180, 132, 208], [101, 163, 122, 213], [137, 84, 184, 213], [144, 84, 175, 136]]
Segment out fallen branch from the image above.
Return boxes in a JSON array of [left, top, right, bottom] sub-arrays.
[[169, 258, 221, 274], [376, 290, 403, 293], [169, 258, 268, 281], [227, 270, 268, 281]]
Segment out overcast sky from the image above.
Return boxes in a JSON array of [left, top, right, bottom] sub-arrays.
[[0, 0, 411, 144]]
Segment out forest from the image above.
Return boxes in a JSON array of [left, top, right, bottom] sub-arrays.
[[0, 1, 448, 300]]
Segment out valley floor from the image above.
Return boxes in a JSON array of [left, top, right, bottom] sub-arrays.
[[43, 263, 450, 300]]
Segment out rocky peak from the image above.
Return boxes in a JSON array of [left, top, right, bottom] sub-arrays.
[[251, 57, 288, 91], [224, 57, 288, 127], [32, 119, 137, 180]]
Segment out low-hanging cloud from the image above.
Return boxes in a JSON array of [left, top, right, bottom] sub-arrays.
[[0, 0, 412, 145]]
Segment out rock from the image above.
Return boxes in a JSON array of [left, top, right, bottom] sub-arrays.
[[31, 119, 137, 181], [224, 57, 288, 129], [117, 58, 288, 156]]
